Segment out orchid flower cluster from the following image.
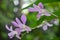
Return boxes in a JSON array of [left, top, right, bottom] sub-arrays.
[[5, 2, 58, 39], [29, 2, 51, 20], [6, 15, 31, 39]]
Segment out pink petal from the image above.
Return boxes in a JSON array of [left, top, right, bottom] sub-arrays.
[[6, 25, 10, 31], [10, 26, 13, 31], [21, 15, 27, 24], [47, 23, 53, 27], [25, 26, 31, 33], [15, 28, 22, 35], [29, 4, 40, 12], [44, 12, 51, 16], [37, 13, 42, 20], [38, 2, 44, 9], [8, 32, 15, 38], [16, 18, 22, 24], [29, 7, 38, 12], [42, 25, 48, 31], [16, 18, 23, 28], [16, 35, 21, 39], [33, 4, 39, 11], [12, 21, 18, 27]]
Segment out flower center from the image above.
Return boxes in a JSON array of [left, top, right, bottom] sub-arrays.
[[13, 31, 18, 34], [23, 24, 26, 29], [38, 6, 45, 14], [41, 9, 45, 13]]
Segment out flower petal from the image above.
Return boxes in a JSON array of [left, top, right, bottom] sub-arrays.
[[52, 19, 59, 25], [47, 23, 53, 27], [8, 32, 15, 38], [42, 25, 48, 31], [10, 26, 13, 31], [29, 4, 40, 12], [12, 21, 18, 27], [16, 18, 22, 24], [33, 4, 39, 11], [15, 28, 22, 35], [16, 35, 21, 39], [6, 25, 13, 31], [21, 15, 27, 24], [25, 26, 31, 33], [15, 18, 23, 28], [37, 13, 42, 20], [38, 2, 44, 9], [44, 12, 51, 16], [6, 25, 10, 31], [29, 7, 38, 12]]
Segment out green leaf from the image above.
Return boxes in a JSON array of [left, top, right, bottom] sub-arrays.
[[27, 12, 37, 28]]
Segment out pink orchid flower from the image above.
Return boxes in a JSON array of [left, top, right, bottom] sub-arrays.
[[12, 15, 31, 33], [29, 2, 51, 20], [6, 25, 21, 39], [42, 22, 53, 31]]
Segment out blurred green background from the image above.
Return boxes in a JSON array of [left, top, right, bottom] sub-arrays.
[[0, 0, 60, 40]]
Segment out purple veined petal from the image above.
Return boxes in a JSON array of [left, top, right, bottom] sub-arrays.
[[6, 25, 10, 31], [33, 4, 40, 11], [44, 11, 51, 16], [6, 25, 13, 31], [33, 4, 38, 9], [16, 18, 22, 25], [28, 7, 38, 12], [8, 32, 15, 38], [15, 28, 22, 35], [42, 25, 48, 31], [12, 21, 19, 27], [10, 26, 13, 31], [10, 26, 12, 30], [25, 26, 31, 33], [52, 19, 59, 26], [18, 24, 24, 29], [21, 15, 27, 24], [37, 13, 42, 20], [38, 2, 44, 9], [16, 18, 23, 28], [46, 23, 53, 27], [15, 28, 22, 39], [16, 35, 21, 39]]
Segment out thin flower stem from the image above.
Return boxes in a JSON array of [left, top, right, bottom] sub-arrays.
[[32, 21, 46, 30], [47, 9, 59, 18], [49, 12, 58, 18]]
